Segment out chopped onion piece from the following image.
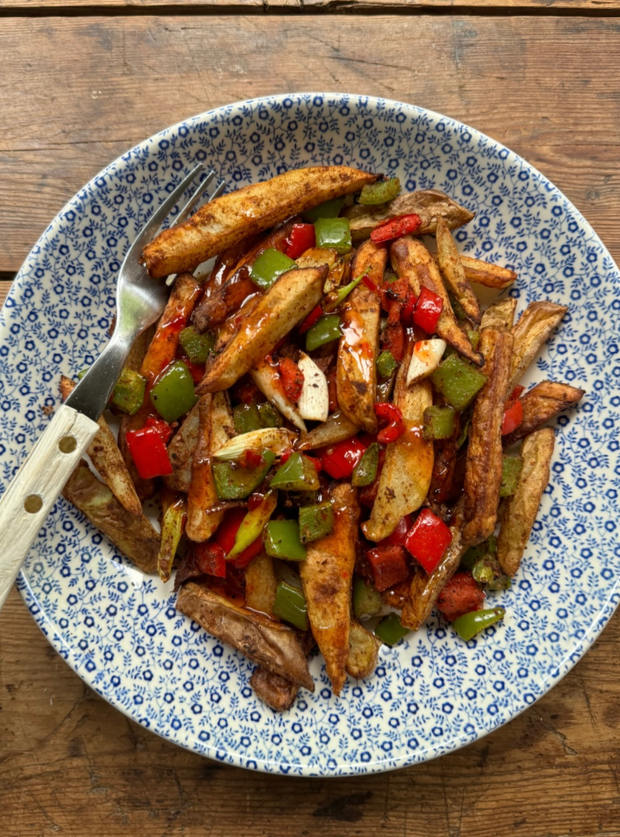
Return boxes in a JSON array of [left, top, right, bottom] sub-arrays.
[[406, 339, 447, 387]]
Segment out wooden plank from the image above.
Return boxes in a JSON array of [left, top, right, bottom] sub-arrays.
[[2, 0, 620, 8], [1, 585, 618, 835], [0, 281, 9, 305], [1, 16, 619, 275]]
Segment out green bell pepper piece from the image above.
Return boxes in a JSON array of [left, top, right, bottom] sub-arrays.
[[376, 350, 398, 380], [314, 217, 352, 254], [212, 450, 275, 500], [149, 360, 197, 422], [431, 353, 487, 411], [353, 576, 383, 621], [452, 607, 505, 641], [465, 325, 480, 351], [461, 534, 497, 570], [273, 581, 309, 630], [303, 197, 345, 222], [270, 452, 320, 492], [352, 442, 379, 488], [298, 502, 334, 543], [178, 325, 214, 363], [233, 403, 263, 434], [305, 314, 341, 352], [264, 519, 307, 562], [111, 367, 146, 416], [375, 612, 409, 646], [257, 401, 282, 428], [500, 454, 523, 498], [472, 556, 511, 591], [250, 248, 296, 290], [423, 406, 456, 441], [358, 177, 401, 206]]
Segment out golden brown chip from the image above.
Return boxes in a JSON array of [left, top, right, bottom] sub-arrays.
[[460, 255, 517, 289], [462, 327, 513, 546], [143, 166, 376, 278], [508, 301, 567, 391], [497, 428, 555, 576], [480, 297, 517, 330], [503, 380, 584, 446], [435, 217, 480, 323]]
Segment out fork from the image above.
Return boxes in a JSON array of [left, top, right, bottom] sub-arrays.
[[0, 164, 224, 610]]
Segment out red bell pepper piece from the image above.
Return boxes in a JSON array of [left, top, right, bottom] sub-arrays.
[[508, 385, 525, 402], [181, 358, 206, 384], [299, 303, 324, 334], [405, 508, 452, 573], [125, 419, 173, 479], [401, 292, 417, 326], [370, 213, 422, 245], [326, 366, 338, 413], [321, 438, 367, 479], [214, 507, 264, 569], [437, 572, 485, 621], [374, 402, 405, 444], [195, 542, 227, 578], [278, 357, 304, 404], [412, 286, 443, 334], [366, 544, 410, 592], [284, 222, 316, 259], [240, 449, 264, 469], [501, 398, 524, 435]]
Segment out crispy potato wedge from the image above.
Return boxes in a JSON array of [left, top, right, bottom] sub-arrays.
[[165, 400, 200, 492], [63, 461, 158, 574], [401, 520, 464, 631], [346, 619, 380, 679], [497, 428, 555, 576], [508, 301, 567, 391], [480, 297, 517, 330], [300, 483, 359, 696], [336, 240, 385, 431], [176, 581, 314, 690], [143, 166, 377, 278], [250, 667, 299, 712], [186, 394, 222, 542], [362, 359, 434, 542], [390, 237, 482, 365], [436, 217, 480, 323], [462, 327, 514, 547], [503, 380, 584, 446], [60, 376, 141, 516], [192, 221, 296, 332], [140, 273, 202, 383], [345, 189, 474, 241], [198, 266, 327, 394], [295, 247, 351, 294], [460, 255, 517, 289], [245, 552, 278, 617], [296, 411, 359, 451]]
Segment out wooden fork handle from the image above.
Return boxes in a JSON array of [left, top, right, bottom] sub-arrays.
[[0, 404, 99, 610]]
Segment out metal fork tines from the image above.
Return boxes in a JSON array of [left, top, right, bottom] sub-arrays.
[[66, 163, 224, 422]]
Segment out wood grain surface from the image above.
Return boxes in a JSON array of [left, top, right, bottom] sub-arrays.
[[1, 16, 619, 275], [1, 7, 619, 837]]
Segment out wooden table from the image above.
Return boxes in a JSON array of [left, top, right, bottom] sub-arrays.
[[1, 4, 619, 835]]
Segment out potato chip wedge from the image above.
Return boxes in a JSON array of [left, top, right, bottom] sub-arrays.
[[143, 166, 376, 278], [346, 619, 380, 679], [250, 667, 299, 712], [497, 428, 555, 576], [60, 376, 141, 516], [176, 581, 314, 690], [390, 237, 482, 365], [503, 380, 584, 446], [462, 327, 513, 547], [197, 266, 326, 393], [480, 297, 517, 330], [296, 410, 360, 451], [165, 400, 200, 492], [63, 461, 159, 574], [362, 358, 434, 543], [436, 217, 480, 323], [245, 552, 278, 617], [300, 483, 359, 696], [508, 301, 567, 391], [336, 239, 384, 431], [460, 255, 517, 289], [186, 394, 222, 542]]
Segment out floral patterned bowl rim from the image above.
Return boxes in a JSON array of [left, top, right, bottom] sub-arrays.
[[2, 93, 619, 777]]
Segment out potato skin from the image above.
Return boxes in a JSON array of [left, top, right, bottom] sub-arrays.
[[143, 166, 377, 278]]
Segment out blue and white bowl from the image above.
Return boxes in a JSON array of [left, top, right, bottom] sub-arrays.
[[1, 93, 618, 777]]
